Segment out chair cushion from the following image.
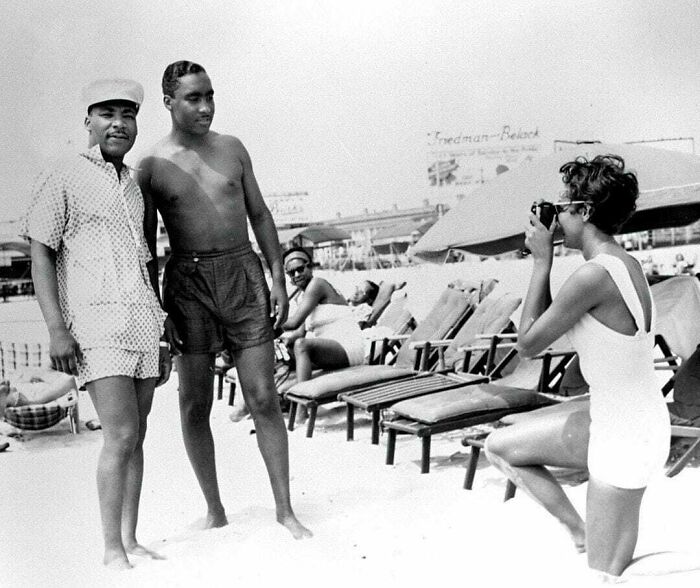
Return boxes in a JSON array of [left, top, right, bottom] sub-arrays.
[[390, 383, 540, 424], [287, 365, 416, 400]]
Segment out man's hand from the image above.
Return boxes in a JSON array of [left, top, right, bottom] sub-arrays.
[[163, 315, 183, 355], [156, 346, 172, 387], [270, 281, 289, 330], [49, 327, 82, 376]]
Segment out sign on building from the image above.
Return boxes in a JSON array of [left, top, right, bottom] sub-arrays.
[[427, 125, 544, 204], [265, 191, 312, 225]]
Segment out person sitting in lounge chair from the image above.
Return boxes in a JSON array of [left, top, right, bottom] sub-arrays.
[[348, 280, 380, 327], [1, 367, 76, 414], [484, 155, 670, 582], [281, 247, 365, 420]]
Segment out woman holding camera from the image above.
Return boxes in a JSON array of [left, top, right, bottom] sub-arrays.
[[485, 155, 670, 581]]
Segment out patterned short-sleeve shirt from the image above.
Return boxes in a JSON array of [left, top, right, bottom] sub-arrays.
[[20, 145, 166, 351]]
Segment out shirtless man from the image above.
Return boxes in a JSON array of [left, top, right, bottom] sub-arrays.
[[138, 61, 310, 539]]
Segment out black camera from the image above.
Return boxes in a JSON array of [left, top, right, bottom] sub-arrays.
[[530, 201, 556, 228]]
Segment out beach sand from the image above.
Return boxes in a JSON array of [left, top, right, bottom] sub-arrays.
[[2, 380, 700, 588], [2, 252, 700, 587]]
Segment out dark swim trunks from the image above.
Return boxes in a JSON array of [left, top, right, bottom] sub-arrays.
[[163, 243, 274, 354]]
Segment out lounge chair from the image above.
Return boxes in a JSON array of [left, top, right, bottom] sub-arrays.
[[464, 275, 700, 495], [284, 281, 496, 437], [219, 282, 417, 408], [650, 276, 700, 477], [381, 336, 576, 473], [360, 280, 409, 330], [1, 342, 80, 434], [339, 291, 523, 444]]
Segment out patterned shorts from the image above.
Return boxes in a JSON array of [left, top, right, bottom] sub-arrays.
[[77, 347, 159, 389], [163, 242, 274, 354]]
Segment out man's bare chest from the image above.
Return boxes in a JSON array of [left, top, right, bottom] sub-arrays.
[[153, 154, 244, 203]]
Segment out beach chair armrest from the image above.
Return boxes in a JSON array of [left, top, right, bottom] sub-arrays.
[[531, 349, 574, 360], [366, 334, 411, 343], [457, 342, 517, 353], [475, 332, 518, 340], [672, 425, 700, 438], [409, 339, 453, 349]]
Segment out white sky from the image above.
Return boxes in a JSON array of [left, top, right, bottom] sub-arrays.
[[2, 0, 700, 221]]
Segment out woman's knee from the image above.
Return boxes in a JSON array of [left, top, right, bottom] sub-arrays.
[[484, 430, 519, 464]]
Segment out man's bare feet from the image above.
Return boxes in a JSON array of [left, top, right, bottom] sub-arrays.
[[229, 404, 250, 423], [125, 543, 166, 560], [205, 507, 229, 529], [103, 549, 132, 570], [277, 513, 313, 540]]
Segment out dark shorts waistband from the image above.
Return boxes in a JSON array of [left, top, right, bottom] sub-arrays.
[[170, 242, 254, 260]]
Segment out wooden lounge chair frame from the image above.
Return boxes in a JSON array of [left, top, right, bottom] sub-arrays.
[[339, 329, 517, 445], [338, 292, 524, 444], [464, 335, 697, 500], [381, 345, 575, 473], [285, 287, 482, 437]]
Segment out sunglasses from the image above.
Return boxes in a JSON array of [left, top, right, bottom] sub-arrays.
[[552, 200, 593, 214], [285, 263, 308, 277]]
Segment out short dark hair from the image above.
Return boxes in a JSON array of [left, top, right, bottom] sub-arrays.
[[559, 154, 639, 235], [364, 280, 380, 305], [282, 246, 313, 264], [162, 61, 207, 97]]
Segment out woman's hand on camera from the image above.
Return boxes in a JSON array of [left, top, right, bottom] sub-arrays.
[[525, 210, 555, 264]]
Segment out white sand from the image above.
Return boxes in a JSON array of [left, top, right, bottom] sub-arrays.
[[2, 251, 700, 587], [2, 383, 700, 588]]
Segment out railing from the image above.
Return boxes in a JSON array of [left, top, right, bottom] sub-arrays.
[[0, 342, 49, 379]]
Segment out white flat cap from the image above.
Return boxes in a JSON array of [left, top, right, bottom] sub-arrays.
[[81, 78, 144, 111]]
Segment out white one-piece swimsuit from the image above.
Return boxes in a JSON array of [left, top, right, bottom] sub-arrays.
[[304, 303, 366, 367], [567, 253, 670, 489]]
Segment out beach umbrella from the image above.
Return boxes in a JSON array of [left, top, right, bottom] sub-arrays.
[[413, 142, 700, 259], [276, 224, 351, 246]]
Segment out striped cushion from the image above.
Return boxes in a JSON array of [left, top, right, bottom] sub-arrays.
[[4, 390, 77, 431], [390, 383, 540, 424]]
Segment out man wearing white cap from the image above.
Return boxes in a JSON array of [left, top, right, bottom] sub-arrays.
[[138, 61, 311, 540], [21, 78, 170, 569]]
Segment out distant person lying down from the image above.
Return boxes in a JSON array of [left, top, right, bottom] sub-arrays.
[[0, 368, 77, 415]]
